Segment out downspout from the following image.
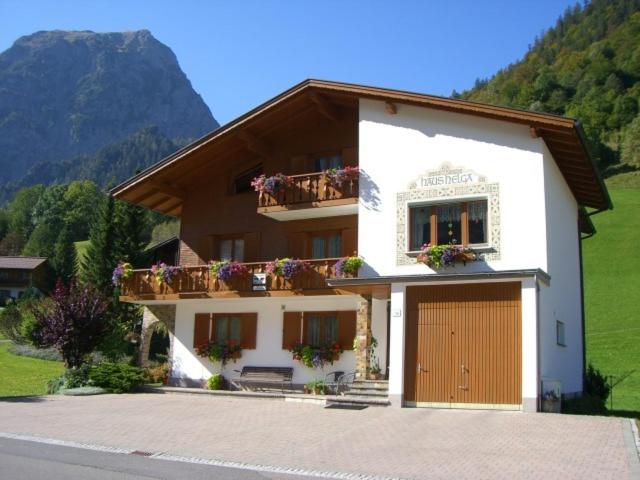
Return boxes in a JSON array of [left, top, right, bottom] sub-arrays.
[[535, 278, 542, 412], [578, 220, 587, 393]]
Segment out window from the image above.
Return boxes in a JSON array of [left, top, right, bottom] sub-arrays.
[[314, 153, 342, 172], [556, 320, 566, 347], [219, 236, 244, 262], [233, 165, 262, 194], [310, 232, 342, 258], [305, 313, 338, 347], [214, 315, 242, 343], [409, 200, 488, 250], [0, 271, 8, 281]]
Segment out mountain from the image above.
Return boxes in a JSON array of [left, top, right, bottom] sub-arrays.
[[0, 29, 218, 184], [458, 0, 640, 174]]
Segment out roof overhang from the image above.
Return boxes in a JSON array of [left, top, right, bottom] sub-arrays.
[[111, 79, 612, 222]]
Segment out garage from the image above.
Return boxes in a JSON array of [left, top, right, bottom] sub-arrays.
[[403, 282, 522, 408]]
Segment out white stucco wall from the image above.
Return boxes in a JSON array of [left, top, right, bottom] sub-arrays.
[[539, 144, 583, 395], [170, 296, 361, 386], [357, 98, 548, 276]]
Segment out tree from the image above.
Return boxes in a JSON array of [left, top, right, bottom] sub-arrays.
[[6, 184, 45, 239], [0, 231, 26, 256], [31, 281, 109, 368], [114, 199, 151, 267], [82, 194, 116, 292], [52, 226, 77, 283], [621, 115, 640, 167]]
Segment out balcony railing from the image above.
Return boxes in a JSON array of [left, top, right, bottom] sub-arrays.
[[257, 172, 358, 210], [119, 258, 349, 300]]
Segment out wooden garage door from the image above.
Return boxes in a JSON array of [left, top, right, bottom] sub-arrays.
[[404, 283, 521, 407]]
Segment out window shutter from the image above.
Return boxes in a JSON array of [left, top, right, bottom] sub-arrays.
[[342, 146, 357, 167], [288, 232, 307, 259], [341, 228, 357, 257], [240, 313, 258, 349], [193, 313, 211, 348], [282, 311, 302, 349], [243, 232, 261, 262], [337, 311, 357, 350]]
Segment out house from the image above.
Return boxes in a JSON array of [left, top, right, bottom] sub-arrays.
[[145, 235, 180, 267], [112, 80, 611, 411], [0, 256, 48, 303]]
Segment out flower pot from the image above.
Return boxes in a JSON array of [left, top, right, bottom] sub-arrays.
[[542, 399, 561, 413], [368, 372, 384, 381]]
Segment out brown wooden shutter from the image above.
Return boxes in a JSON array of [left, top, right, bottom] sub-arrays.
[[240, 313, 258, 349], [282, 311, 302, 349], [193, 313, 211, 348], [341, 228, 358, 257], [342, 146, 357, 167], [243, 232, 261, 262], [337, 311, 357, 350], [288, 232, 307, 259]]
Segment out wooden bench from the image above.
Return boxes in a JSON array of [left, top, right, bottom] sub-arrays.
[[233, 366, 294, 393]]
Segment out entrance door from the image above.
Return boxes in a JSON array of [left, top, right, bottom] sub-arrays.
[[404, 283, 522, 407]]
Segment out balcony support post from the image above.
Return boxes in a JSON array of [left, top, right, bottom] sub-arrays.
[[355, 295, 372, 379]]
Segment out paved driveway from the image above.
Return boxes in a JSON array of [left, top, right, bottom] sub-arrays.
[[0, 393, 637, 479]]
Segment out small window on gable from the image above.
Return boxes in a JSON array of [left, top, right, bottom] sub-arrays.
[[409, 199, 488, 250], [233, 165, 262, 194], [556, 320, 566, 347]]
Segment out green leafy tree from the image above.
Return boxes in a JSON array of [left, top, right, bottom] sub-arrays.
[[6, 184, 45, 240]]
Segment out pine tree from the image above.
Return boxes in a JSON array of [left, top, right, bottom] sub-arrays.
[[114, 199, 150, 267], [82, 194, 116, 293], [52, 226, 77, 283]]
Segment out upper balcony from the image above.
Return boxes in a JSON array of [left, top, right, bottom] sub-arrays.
[[119, 258, 354, 302], [256, 170, 359, 221]]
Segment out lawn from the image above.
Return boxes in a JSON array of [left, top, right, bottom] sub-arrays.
[[583, 178, 640, 416], [0, 340, 63, 397]]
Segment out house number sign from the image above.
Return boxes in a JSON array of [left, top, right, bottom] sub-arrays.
[[252, 273, 266, 291]]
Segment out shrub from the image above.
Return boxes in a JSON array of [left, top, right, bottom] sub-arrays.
[[46, 364, 91, 394], [62, 386, 107, 396], [304, 379, 327, 395], [88, 362, 144, 393], [0, 303, 23, 341], [143, 363, 169, 384], [9, 343, 62, 362], [207, 374, 224, 390]]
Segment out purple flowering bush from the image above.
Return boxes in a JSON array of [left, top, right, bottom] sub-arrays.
[[209, 261, 248, 282], [324, 166, 359, 187], [265, 258, 308, 279], [112, 262, 133, 286], [150, 263, 180, 284]]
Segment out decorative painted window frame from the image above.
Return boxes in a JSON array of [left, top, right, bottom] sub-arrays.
[[396, 165, 501, 266]]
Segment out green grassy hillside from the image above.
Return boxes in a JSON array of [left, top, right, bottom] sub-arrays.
[[583, 177, 639, 415]]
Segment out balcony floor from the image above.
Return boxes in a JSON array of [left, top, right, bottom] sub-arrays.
[[257, 198, 358, 221]]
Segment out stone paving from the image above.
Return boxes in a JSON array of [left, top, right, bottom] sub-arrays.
[[0, 393, 636, 479]]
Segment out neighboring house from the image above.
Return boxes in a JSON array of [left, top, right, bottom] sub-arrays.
[[0, 256, 47, 302], [112, 80, 611, 411], [145, 235, 180, 267]]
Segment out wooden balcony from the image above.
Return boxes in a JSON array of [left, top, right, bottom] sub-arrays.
[[257, 172, 358, 221], [119, 258, 355, 301]]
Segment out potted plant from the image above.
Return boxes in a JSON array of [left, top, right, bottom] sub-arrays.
[[290, 343, 343, 369], [324, 166, 359, 187], [368, 357, 383, 381], [112, 261, 133, 286], [150, 262, 180, 284], [542, 389, 561, 413], [206, 373, 225, 390], [251, 173, 293, 197], [304, 379, 327, 395], [265, 258, 309, 280], [335, 256, 364, 278], [416, 243, 477, 269], [209, 260, 248, 283], [195, 340, 242, 366]]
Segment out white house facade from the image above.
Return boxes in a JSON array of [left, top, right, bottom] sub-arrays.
[[113, 80, 610, 412]]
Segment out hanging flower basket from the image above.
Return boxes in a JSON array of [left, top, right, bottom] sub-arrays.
[[112, 261, 133, 286], [196, 340, 242, 366], [290, 343, 343, 369], [251, 173, 293, 197], [324, 166, 359, 187], [334, 256, 364, 278], [265, 258, 309, 280], [150, 262, 180, 284], [209, 261, 248, 282], [416, 244, 477, 269]]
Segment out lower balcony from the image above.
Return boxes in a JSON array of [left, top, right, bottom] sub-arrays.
[[119, 258, 352, 301], [256, 171, 358, 221]]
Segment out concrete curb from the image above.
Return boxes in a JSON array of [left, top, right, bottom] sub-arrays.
[[622, 418, 640, 479], [0, 431, 403, 480]]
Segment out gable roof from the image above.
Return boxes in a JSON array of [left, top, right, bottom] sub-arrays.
[[111, 79, 611, 216], [0, 256, 47, 270]]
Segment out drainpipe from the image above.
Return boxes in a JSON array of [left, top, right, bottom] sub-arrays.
[[578, 222, 587, 393], [536, 278, 542, 412]]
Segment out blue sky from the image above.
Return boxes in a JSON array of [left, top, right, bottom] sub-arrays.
[[1, 0, 578, 124]]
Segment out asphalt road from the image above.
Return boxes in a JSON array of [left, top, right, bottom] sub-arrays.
[[0, 437, 315, 480]]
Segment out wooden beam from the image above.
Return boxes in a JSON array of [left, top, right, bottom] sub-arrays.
[[530, 126, 541, 138], [385, 101, 397, 115], [149, 181, 186, 201], [130, 188, 159, 204], [308, 91, 341, 122], [147, 195, 175, 211], [237, 130, 272, 158]]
